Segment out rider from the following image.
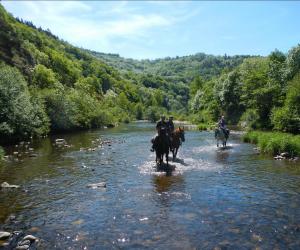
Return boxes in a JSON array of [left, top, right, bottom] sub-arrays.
[[167, 116, 175, 135], [151, 115, 168, 152], [167, 116, 175, 149], [218, 115, 229, 138], [156, 115, 168, 134]]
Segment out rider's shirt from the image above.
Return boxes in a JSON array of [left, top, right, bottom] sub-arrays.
[[218, 119, 226, 128], [156, 121, 167, 131], [167, 121, 175, 133]]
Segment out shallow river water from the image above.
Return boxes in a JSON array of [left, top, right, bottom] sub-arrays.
[[1, 122, 300, 249]]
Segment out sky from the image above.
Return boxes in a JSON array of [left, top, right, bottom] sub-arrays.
[[2, 1, 300, 59]]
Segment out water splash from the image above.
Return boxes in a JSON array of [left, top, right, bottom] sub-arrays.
[[139, 151, 221, 175]]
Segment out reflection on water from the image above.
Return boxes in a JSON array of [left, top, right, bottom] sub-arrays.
[[153, 175, 185, 193], [1, 122, 300, 249]]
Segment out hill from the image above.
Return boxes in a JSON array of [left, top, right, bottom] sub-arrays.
[[0, 4, 185, 141], [87, 49, 251, 83]]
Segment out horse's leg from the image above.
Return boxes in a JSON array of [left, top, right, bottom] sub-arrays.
[[166, 152, 169, 167]]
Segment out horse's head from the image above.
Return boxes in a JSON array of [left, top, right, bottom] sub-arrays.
[[179, 126, 185, 142]]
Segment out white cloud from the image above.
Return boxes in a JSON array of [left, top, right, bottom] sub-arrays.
[[2, 1, 200, 58]]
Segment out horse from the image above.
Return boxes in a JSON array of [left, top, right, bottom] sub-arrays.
[[170, 127, 185, 159], [152, 128, 170, 166], [215, 127, 229, 147]]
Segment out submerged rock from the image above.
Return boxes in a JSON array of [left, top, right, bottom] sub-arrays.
[[19, 240, 30, 246], [280, 152, 289, 157], [1, 182, 20, 188], [86, 182, 106, 189], [0, 231, 11, 240], [16, 245, 29, 250], [274, 155, 284, 160], [23, 234, 38, 242], [55, 138, 65, 144]]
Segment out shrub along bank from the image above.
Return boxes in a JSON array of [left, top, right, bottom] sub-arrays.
[[243, 131, 300, 157]]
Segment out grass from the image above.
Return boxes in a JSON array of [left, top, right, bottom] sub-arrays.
[[197, 123, 215, 131], [243, 131, 300, 157]]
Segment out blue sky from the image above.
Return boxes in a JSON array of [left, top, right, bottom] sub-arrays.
[[2, 1, 300, 59]]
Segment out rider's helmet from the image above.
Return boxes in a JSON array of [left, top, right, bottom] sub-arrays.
[[161, 115, 166, 120]]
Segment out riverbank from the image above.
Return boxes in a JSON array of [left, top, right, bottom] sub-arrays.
[[243, 131, 300, 157]]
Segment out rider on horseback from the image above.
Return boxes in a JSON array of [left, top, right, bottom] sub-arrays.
[[218, 115, 229, 139], [167, 116, 175, 135], [156, 115, 168, 133], [167, 116, 175, 149], [151, 115, 168, 152]]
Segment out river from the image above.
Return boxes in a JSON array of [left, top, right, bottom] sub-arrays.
[[1, 122, 300, 249]]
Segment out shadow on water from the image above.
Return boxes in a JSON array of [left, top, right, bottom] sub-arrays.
[[152, 174, 185, 193], [215, 150, 230, 164], [156, 162, 176, 176], [171, 157, 189, 166], [217, 145, 233, 150]]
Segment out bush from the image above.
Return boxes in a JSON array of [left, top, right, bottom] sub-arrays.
[[0, 146, 4, 160], [91, 109, 115, 128], [271, 73, 300, 134], [145, 106, 160, 122], [243, 131, 300, 156], [135, 103, 143, 120], [32, 64, 59, 89], [198, 123, 208, 131], [239, 109, 260, 129], [0, 65, 49, 139]]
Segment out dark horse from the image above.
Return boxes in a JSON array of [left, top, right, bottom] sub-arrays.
[[215, 127, 229, 147], [152, 128, 170, 166], [170, 127, 185, 159]]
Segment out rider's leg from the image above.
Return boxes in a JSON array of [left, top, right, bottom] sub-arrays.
[[150, 136, 157, 152]]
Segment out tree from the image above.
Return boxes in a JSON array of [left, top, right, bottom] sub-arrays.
[[286, 44, 300, 80], [190, 76, 204, 96], [272, 73, 300, 133], [0, 65, 49, 138], [32, 64, 59, 88], [214, 70, 243, 123]]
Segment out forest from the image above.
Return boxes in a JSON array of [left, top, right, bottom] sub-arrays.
[[0, 4, 299, 156]]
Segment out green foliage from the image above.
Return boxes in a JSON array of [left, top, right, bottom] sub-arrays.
[[0, 65, 49, 139], [271, 73, 300, 133], [0, 146, 4, 160], [243, 131, 300, 156], [145, 106, 160, 122], [32, 64, 59, 88], [286, 44, 300, 80], [239, 109, 259, 129], [135, 103, 144, 120], [75, 76, 102, 96], [214, 70, 244, 123], [48, 49, 81, 86], [190, 76, 204, 96]]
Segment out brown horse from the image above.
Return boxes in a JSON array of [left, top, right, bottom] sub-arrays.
[[170, 127, 185, 159], [152, 128, 170, 166]]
